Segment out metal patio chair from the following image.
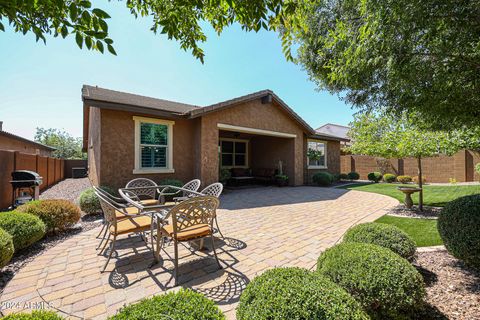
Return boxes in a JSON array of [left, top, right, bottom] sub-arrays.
[[95, 189, 159, 272], [199, 183, 224, 237], [125, 178, 158, 206], [170, 179, 202, 203], [155, 196, 222, 285]]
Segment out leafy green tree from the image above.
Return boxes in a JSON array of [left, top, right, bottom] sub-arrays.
[[348, 112, 478, 210], [0, 0, 297, 62], [293, 0, 480, 130], [34, 128, 86, 159]]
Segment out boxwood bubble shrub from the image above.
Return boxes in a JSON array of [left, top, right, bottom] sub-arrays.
[[383, 173, 397, 183], [0, 212, 46, 250], [317, 242, 425, 319], [339, 173, 350, 180], [237, 267, 369, 320], [347, 172, 360, 180], [438, 194, 480, 268], [110, 288, 225, 320], [343, 222, 416, 260], [312, 172, 334, 187], [397, 175, 413, 184], [367, 172, 383, 183], [0, 227, 14, 268]]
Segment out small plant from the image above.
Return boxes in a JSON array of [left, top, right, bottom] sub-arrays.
[[438, 195, 480, 268], [275, 174, 289, 187], [0, 212, 46, 250], [3, 311, 64, 319], [367, 171, 382, 183], [17, 200, 81, 234], [475, 163, 480, 177], [347, 171, 360, 180], [79, 186, 116, 215], [449, 178, 458, 185], [343, 222, 416, 260], [237, 267, 368, 320], [339, 173, 349, 180], [110, 288, 224, 320], [312, 172, 333, 186], [219, 168, 231, 184], [0, 228, 14, 268], [383, 173, 397, 183], [317, 242, 425, 319], [397, 175, 413, 184]]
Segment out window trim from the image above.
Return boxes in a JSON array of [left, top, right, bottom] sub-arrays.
[[307, 139, 328, 169], [219, 138, 249, 169], [133, 116, 175, 174]]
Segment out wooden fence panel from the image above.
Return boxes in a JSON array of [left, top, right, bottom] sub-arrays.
[[54, 159, 61, 183], [37, 156, 49, 191], [0, 151, 15, 209], [47, 158, 55, 187], [14, 152, 36, 171]]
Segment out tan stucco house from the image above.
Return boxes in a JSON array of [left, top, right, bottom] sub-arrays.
[[82, 85, 346, 188]]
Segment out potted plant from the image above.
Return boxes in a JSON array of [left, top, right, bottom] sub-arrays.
[[219, 168, 231, 186], [275, 174, 289, 187]]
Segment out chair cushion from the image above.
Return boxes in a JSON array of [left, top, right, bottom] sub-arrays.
[[140, 199, 158, 206], [115, 206, 140, 219], [162, 224, 212, 241], [110, 215, 152, 235]]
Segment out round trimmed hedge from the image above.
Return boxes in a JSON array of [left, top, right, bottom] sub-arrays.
[[397, 175, 413, 184], [317, 242, 425, 319], [343, 222, 416, 260], [110, 288, 224, 320], [0, 227, 14, 268], [438, 194, 480, 268], [339, 173, 349, 180], [78, 186, 116, 215], [312, 172, 333, 186], [347, 172, 360, 180], [3, 311, 63, 319], [0, 212, 46, 250], [17, 200, 81, 234], [367, 172, 382, 183], [383, 173, 396, 183], [237, 267, 368, 320]]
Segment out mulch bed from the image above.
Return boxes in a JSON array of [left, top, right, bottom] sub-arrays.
[[388, 204, 442, 219], [414, 250, 480, 320]]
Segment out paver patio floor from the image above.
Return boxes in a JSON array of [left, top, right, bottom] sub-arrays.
[[0, 187, 398, 319]]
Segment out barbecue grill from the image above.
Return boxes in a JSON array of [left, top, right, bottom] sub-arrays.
[[10, 170, 43, 207]]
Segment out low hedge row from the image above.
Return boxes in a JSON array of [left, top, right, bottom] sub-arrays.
[[3, 311, 63, 319], [312, 172, 334, 186], [0, 212, 45, 251]]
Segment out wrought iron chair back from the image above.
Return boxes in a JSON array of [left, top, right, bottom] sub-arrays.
[[169, 196, 219, 236], [200, 182, 223, 198], [181, 179, 201, 197], [94, 187, 120, 229], [125, 178, 157, 199]]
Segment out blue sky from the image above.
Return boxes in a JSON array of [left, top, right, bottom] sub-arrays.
[[0, 2, 354, 140]]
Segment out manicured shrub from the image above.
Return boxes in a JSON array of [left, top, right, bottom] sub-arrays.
[[383, 173, 397, 183], [0, 212, 45, 250], [3, 311, 63, 319], [367, 172, 382, 183], [343, 222, 416, 260], [397, 175, 413, 184], [347, 171, 360, 180], [78, 186, 116, 215], [317, 242, 425, 319], [237, 267, 368, 320], [438, 195, 480, 268], [0, 228, 14, 268], [339, 173, 349, 180], [110, 288, 224, 320], [312, 172, 333, 186], [17, 200, 81, 234], [332, 173, 340, 182]]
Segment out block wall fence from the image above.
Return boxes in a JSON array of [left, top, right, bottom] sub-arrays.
[[340, 150, 480, 183], [0, 150, 67, 209]]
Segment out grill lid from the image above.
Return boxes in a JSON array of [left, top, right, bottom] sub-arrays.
[[11, 170, 42, 181]]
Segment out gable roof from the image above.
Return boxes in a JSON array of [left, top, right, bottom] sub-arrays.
[[0, 130, 56, 151], [82, 85, 316, 134], [316, 123, 350, 140]]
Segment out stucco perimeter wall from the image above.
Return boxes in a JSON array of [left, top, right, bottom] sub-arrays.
[[97, 109, 198, 189], [305, 140, 341, 184], [198, 99, 306, 186]]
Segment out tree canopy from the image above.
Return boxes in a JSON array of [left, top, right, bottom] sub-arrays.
[[293, 0, 480, 130], [0, 0, 297, 62], [34, 128, 85, 159]]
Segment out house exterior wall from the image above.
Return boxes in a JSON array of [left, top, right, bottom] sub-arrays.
[[95, 109, 198, 189], [87, 107, 102, 186], [197, 99, 306, 186], [0, 135, 53, 156], [304, 139, 341, 184]]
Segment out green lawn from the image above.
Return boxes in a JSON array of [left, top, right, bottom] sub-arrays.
[[341, 183, 480, 207], [375, 215, 443, 247]]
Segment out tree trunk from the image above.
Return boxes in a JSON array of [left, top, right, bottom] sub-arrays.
[[417, 157, 423, 211]]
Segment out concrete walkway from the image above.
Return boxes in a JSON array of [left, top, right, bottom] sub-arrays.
[[0, 187, 398, 319]]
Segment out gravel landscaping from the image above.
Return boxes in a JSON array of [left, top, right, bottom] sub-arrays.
[[415, 249, 480, 320], [40, 177, 92, 203], [387, 204, 441, 219]]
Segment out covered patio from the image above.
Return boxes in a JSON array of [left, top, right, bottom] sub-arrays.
[[0, 187, 397, 319]]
